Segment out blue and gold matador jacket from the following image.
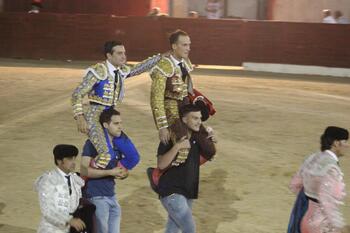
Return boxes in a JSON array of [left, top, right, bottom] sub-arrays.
[[72, 54, 161, 117], [150, 56, 194, 129]]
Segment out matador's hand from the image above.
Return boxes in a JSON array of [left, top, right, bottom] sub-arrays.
[[206, 126, 218, 143], [76, 115, 89, 134], [69, 218, 86, 232], [159, 128, 170, 144]]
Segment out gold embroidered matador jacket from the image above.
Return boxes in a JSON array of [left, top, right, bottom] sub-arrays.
[[150, 56, 194, 130], [72, 54, 161, 117]]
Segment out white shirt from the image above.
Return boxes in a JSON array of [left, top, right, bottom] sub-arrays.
[[106, 60, 119, 78], [322, 16, 337, 24], [56, 167, 72, 178], [337, 17, 349, 24], [170, 55, 187, 78], [325, 149, 339, 163], [56, 168, 75, 210], [106, 60, 126, 101], [170, 55, 184, 67]]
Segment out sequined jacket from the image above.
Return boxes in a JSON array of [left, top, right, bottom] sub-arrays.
[[34, 168, 84, 233], [150, 56, 194, 129], [72, 54, 161, 117], [289, 150, 346, 233]]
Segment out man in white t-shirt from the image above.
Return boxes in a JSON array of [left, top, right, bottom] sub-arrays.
[[335, 10, 349, 24], [322, 9, 336, 24]]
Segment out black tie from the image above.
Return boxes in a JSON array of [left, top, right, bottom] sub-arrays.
[[65, 175, 72, 195], [114, 70, 119, 84], [178, 62, 188, 82]]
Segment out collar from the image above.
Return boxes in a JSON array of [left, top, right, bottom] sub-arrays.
[[325, 150, 339, 162], [106, 60, 118, 76], [56, 167, 72, 177], [170, 55, 184, 66]]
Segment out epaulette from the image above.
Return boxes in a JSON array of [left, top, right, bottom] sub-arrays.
[[34, 170, 59, 191], [318, 156, 339, 174], [85, 63, 108, 80], [306, 153, 339, 177], [151, 57, 175, 78], [71, 173, 85, 187], [119, 64, 131, 77], [183, 58, 194, 72]]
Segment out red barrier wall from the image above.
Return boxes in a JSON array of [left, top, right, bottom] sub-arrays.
[[0, 13, 350, 68]]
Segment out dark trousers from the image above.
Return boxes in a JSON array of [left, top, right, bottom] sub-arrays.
[[70, 198, 96, 233]]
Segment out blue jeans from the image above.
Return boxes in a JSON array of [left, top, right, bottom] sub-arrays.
[[88, 195, 121, 233], [160, 194, 195, 233]]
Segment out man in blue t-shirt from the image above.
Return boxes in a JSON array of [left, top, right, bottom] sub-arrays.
[[80, 108, 140, 233]]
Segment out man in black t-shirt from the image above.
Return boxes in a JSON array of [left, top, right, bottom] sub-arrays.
[[156, 104, 217, 233]]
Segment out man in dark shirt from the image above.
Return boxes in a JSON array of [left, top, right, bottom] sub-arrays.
[[80, 108, 140, 233], [157, 104, 217, 233]]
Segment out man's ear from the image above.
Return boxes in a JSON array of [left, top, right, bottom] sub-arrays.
[[106, 53, 112, 60], [103, 122, 109, 129], [332, 140, 340, 148], [56, 159, 63, 166], [181, 116, 187, 124], [171, 43, 176, 51]]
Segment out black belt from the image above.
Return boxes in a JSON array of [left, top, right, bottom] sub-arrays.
[[306, 195, 319, 203], [89, 102, 113, 108], [89, 102, 101, 105]]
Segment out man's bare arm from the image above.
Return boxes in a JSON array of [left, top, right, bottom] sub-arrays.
[[80, 156, 126, 178]]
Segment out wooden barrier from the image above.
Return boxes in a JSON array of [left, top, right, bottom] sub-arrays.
[[0, 13, 349, 67]]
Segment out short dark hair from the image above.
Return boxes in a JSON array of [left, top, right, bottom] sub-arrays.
[[169, 29, 189, 46], [320, 126, 349, 151], [53, 144, 79, 165], [104, 41, 123, 58], [179, 104, 202, 118], [99, 108, 121, 126]]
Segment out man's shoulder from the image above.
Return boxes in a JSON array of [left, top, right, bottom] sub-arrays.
[[82, 139, 98, 157], [34, 169, 60, 190], [119, 64, 131, 76], [151, 57, 175, 77], [183, 58, 194, 72], [85, 62, 108, 80], [71, 173, 85, 187]]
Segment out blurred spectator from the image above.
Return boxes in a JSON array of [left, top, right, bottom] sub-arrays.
[[147, 7, 169, 18], [322, 9, 336, 23], [148, 7, 161, 17], [205, 0, 223, 19], [334, 10, 349, 24], [28, 0, 43, 14], [188, 11, 199, 18]]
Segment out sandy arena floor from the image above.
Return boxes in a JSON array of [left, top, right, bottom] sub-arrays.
[[0, 60, 349, 233]]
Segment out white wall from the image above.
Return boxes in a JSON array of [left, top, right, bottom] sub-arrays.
[[172, 0, 189, 17], [272, 0, 350, 22], [227, 0, 258, 19], [188, 0, 259, 19], [188, 0, 210, 17]]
